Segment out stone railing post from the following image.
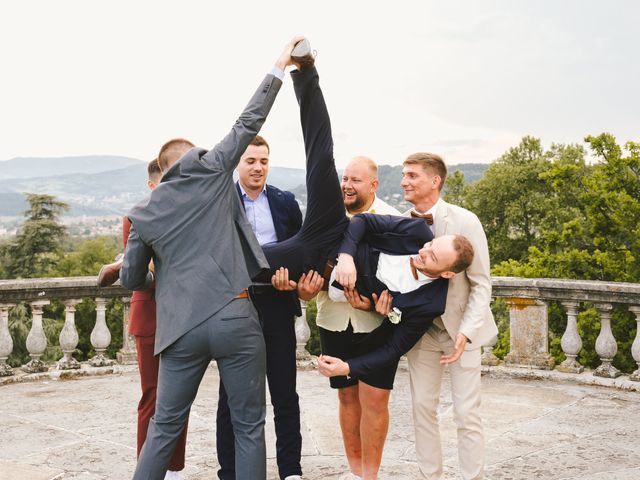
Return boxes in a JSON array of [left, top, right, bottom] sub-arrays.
[[295, 301, 312, 364], [593, 303, 620, 378], [629, 305, 640, 382], [504, 298, 555, 369], [24, 300, 51, 373], [557, 301, 584, 373], [57, 299, 82, 370], [481, 334, 500, 366], [0, 303, 16, 376], [90, 297, 114, 367], [117, 297, 137, 364]]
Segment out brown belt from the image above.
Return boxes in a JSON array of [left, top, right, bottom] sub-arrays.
[[321, 261, 335, 291], [234, 289, 249, 299]]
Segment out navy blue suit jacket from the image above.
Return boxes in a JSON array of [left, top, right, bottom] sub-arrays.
[[337, 213, 449, 377], [236, 182, 303, 317]]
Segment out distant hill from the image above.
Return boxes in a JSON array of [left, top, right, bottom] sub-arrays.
[[0, 155, 144, 180], [0, 160, 488, 217]]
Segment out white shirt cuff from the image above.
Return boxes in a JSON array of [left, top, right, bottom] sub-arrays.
[[270, 66, 285, 81]]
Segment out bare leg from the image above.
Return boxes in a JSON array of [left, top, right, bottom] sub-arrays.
[[338, 385, 363, 477], [359, 383, 391, 480]]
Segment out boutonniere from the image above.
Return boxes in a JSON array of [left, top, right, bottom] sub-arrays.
[[388, 307, 402, 324]]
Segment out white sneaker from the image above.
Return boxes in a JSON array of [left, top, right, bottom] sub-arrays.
[[164, 471, 183, 480], [284, 476, 303, 480]]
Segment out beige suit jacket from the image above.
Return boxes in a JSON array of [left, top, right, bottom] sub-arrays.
[[316, 195, 400, 333], [405, 199, 498, 349]]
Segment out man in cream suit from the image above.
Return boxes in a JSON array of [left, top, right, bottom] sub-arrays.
[[315, 156, 399, 480], [401, 152, 498, 480]]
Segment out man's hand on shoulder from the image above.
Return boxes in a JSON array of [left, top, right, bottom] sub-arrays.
[[440, 332, 469, 365]]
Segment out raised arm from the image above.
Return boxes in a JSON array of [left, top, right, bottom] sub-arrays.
[[200, 37, 303, 172], [120, 221, 154, 291]]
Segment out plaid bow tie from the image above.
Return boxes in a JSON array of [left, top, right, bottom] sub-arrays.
[[410, 210, 434, 225]]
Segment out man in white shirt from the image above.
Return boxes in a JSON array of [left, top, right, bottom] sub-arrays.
[[314, 156, 399, 480], [401, 152, 498, 480]]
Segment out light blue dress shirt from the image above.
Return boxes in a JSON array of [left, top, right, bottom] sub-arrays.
[[239, 184, 278, 246]]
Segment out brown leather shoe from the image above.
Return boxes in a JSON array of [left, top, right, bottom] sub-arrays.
[[97, 258, 123, 287], [291, 38, 315, 70]]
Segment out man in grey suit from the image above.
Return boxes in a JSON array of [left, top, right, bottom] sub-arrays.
[[120, 37, 303, 480]]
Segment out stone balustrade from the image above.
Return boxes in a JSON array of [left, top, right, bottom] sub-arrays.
[[0, 277, 312, 378], [486, 277, 640, 380], [1, 276, 639, 382]]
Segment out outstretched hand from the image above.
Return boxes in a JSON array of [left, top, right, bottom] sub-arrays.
[[317, 354, 350, 377], [440, 333, 469, 365], [275, 36, 306, 71]]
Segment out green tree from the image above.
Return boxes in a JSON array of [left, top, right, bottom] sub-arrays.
[[3, 194, 69, 278]]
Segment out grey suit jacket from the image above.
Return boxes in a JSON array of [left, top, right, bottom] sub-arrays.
[[121, 73, 282, 354]]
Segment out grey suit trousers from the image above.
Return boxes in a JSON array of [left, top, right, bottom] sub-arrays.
[[133, 298, 266, 480]]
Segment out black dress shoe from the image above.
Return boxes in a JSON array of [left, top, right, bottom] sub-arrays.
[[291, 38, 315, 69], [97, 258, 123, 287]]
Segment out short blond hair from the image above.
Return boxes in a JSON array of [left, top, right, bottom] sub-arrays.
[[404, 152, 447, 190], [158, 138, 195, 172], [348, 156, 378, 179]]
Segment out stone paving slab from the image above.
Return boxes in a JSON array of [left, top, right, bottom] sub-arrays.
[[1, 366, 639, 479]]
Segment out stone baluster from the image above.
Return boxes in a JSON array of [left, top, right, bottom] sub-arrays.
[[504, 298, 555, 369], [295, 301, 312, 368], [481, 334, 500, 366], [90, 298, 114, 367], [593, 303, 620, 378], [117, 296, 137, 364], [24, 300, 51, 373], [629, 306, 640, 382], [0, 303, 16, 376], [557, 301, 584, 373], [57, 299, 81, 370]]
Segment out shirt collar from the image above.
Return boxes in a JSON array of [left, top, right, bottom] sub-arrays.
[[238, 183, 267, 200], [415, 198, 441, 217]]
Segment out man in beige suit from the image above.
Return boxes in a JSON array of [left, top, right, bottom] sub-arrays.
[[401, 152, 498, 480], [315, 156, 399, 480]]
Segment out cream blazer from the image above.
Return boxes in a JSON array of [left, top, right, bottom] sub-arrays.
[[405, 199, 498, 349]]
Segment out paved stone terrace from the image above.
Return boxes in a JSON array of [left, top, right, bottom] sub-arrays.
[[1, 365, 639, 480]]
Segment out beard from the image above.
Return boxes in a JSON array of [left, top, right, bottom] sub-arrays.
[[343, 192, 369, 213]]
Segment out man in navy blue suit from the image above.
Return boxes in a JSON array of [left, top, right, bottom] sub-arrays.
[[216, 135, 306, 480]]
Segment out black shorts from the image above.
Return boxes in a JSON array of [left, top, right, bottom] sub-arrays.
[[319, 323, 399, 390]]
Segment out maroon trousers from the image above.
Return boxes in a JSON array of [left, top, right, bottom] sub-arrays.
[[136, 335, 188, 471]]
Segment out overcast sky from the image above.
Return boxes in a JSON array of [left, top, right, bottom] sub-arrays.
[[1, 1, 638, 168]]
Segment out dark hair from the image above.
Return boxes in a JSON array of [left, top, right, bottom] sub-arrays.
[[450, 235, 475, 273], [403, 152, 447, 190], [250, 135, 270, 153], [157, 138, 195, 172]]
